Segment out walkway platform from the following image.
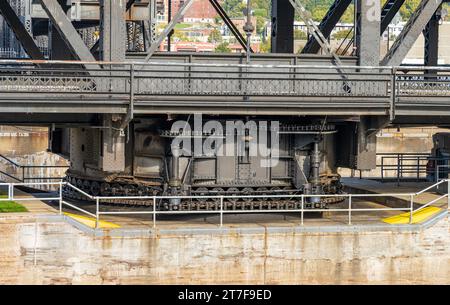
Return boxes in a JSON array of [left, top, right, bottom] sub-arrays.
[[1, 179, 448, 236], [342, 178, 448, 209]]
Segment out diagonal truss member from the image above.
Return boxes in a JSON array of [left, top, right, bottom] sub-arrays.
[[39, 0, 99, 69], [208, 0, 253, 53], [144, 0, 195, 61], [0, 0, 44, 59], [289, 0, 351, 92]]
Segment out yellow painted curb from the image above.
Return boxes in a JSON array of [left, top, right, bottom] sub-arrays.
[[382, 206, 442, 224], [64, 212, 121, 229]]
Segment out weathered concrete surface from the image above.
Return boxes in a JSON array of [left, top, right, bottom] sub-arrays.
[[0, 214, 449, 284]]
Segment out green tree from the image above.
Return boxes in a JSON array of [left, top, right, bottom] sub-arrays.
[[294, 29, 307, 40], [399, 0, 421, 20], [208, 29, 223, 43], [333, 29, 352, 40], [215, 42, 231, 53], [260, 38, 271, 53]]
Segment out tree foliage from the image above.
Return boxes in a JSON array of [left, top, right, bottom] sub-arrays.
[[215, 41, 231, 53]]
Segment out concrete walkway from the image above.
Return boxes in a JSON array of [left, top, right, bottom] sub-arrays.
[[342, 178, 448, 210], [0, 180, 448, 233]]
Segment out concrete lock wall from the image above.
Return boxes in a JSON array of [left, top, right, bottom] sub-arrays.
[[0, 215, 449, 284]]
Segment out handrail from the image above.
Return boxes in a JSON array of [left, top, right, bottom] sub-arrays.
[[1, 58, 450, 72], [0, 154, 21, 168], [1, 179, 447, 229], [0, 153, 69, 185]]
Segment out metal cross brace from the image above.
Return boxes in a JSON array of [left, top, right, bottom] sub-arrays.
[[144, 0, 195, 61], [289, 0, 351, 92]]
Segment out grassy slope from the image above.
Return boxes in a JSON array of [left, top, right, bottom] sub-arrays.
[[0, 195, 28, 213]]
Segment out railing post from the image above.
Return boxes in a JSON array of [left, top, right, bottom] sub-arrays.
[[447, 179, 450, 210], [220, 196, 223, 227], [300, 195, 304, 226], [152, 196, 156, 228], [381, 157, 384, 181], [409, 194, 414, 224], [59, 181, 63, 215], [95, 197, 99, 229], [348, 194, 352, 225], [8, 183, 13, 201], [417, 156, 420, 181]]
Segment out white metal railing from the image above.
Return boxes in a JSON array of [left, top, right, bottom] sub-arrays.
[[1, 180, 449, 229]]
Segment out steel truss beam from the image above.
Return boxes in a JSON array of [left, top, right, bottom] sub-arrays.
[[91, 0, 136, 55], [0, 0, 44, 60], [381, 0, 443, 66], [424, 10, 440, 67], [39, 0, 98, 66], [144, 0, 195, 60], [208, 0, 252, 53], [380, 0, 406, 34], [302, 0, 352, 54]]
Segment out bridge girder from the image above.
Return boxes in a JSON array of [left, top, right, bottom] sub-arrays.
[[302, 0, 352, 54], [381, 0, 443, 66], [39, 0, 98, 65], [0, 0, 44, 60]]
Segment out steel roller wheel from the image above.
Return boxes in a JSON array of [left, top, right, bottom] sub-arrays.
[[242, 187, 253, 203], [100, 183, 112, 196], [90, 181, 100, 196]]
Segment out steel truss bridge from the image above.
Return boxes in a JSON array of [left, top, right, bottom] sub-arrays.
[[0, 58, 450, 120]]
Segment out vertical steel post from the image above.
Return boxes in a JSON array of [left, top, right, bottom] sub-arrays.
[[130, 63, 134, 116], [8, 183, 12, 201], [447, 179, 450, 210], [153, 196, 156, 228], [220, 196, 223, 227], [348, 194, 352, 225], [95, 197, 100, 229], [300, 195, 304, 226], [417, 156, 420, 181], [381, 157, 384, 181], [409, 194, 414, 224], [59, 182, 63, 215]]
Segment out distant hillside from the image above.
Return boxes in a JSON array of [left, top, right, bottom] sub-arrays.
[[222, 0, 446, 23]]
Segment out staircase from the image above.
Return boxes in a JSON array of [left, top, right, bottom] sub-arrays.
[[381, 0, 442, 66]]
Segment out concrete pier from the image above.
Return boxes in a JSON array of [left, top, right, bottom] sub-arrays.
[[0, 212, 449, 284]]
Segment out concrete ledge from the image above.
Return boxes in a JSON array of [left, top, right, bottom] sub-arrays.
[[60, 210, 448, 238]]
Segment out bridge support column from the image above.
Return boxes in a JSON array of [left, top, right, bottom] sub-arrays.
[[424, 9, 440, 67], [356, 0, 381, 66], [336, 116, 389, 171], [271, 0, 294, 53], [99, 115, 126, 173], [99, 0, 126, 62], [48, 0, 72, 60]]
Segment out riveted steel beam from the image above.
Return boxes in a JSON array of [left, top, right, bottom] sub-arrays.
[[144, 0, 195, 61], [380, 0, 406, 34], [39, 0, 98, 67], [302, 0, 352, 54], [0, 0, 44, 60], [381, 0, 443, 66]]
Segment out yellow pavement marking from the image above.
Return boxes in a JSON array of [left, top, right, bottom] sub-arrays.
[[382, 206, 442, 224], [64, 212, 121, 229]]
